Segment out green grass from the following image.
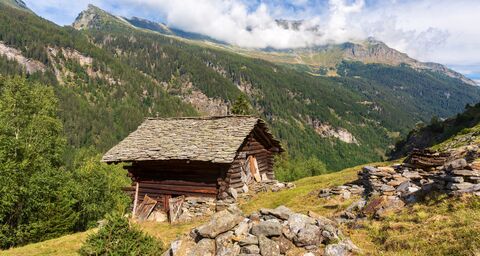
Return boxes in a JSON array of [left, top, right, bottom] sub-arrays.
[[3, 160, 480, 255], [0, 230, 94, 256]]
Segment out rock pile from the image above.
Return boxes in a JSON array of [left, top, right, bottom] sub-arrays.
[[177, 197, 217, 223], [359, 148, 480, 201], [318, 147, 480, 219], [163, 205, 359, 256], [318, 184, 365, 200], [250, 180, 296, 193]]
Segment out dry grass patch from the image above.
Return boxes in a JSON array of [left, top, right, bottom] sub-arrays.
[[0, 230, 94, 256]]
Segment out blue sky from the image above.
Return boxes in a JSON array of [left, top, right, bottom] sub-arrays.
[[24, 0, 480, 81]]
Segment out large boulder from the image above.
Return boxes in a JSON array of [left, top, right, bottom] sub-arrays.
[[196, 209, 244, 238]]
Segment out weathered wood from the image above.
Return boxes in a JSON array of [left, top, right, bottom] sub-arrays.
[[169, 196, 185, 223], [138, 185, 217, 194], [132, 182, 139, 217], [136, 195, 157, 221], [139, 180, 217, 188]]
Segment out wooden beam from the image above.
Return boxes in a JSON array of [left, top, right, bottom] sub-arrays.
[[132, 182, 139, 217]]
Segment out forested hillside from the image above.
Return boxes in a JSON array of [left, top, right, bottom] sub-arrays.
[[1, 2, 480, 171], [391, 102, 480, 158]]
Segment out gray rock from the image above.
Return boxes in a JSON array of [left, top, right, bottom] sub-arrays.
[[271, 235, 295, 254], [189, 239, 215, 256], [215, 231, 240, 256], [241, 245, 261, 254], [325, 239, 360, 256], [235, 219, 250, 236], [363, 166, 378, 173], [452, 169, 480, 177], [454, 184, 480, 193], [228, 187, 238, 200], [447, 182, 474, 190], [238, 234, 259, 246], [242, 184, 249, 193], [287, 213, 316, 234], [169, 239, 196, 256], [325, 244, 348, 256], [346, 199, 367, 212], [258, 235, 280, 256], [251, 221, 282, 237], [293, 224, 322, 247], [396, 181, 410, 192], [249, 212, 261, 222], [445, 176, 464, 183], [379, 184, 395, 192], [197, 210, 243, 238], [260, 206, 294, 220], [444, 158, 468, 170], [402, 170, 422, 179]]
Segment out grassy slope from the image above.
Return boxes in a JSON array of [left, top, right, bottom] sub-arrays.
[[2, 160, 480, 256]]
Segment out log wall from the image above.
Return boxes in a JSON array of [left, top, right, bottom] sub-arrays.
[[222, 129, 276, 194], [125, 160, 229, 205]]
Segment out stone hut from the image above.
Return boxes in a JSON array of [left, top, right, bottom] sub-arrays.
[[102, 116, 283, 222]]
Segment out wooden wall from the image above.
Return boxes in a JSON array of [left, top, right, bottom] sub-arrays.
[[222, 128, 276, 195], [125, 160, 229, 205]]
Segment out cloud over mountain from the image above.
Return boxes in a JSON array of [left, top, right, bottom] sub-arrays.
[[24, 0, 480, 70]]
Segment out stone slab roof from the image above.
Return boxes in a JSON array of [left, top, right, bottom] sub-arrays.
[[102, 116, 282, 164]]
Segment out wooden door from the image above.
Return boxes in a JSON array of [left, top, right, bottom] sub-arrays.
[[168, 196, 185, 223]]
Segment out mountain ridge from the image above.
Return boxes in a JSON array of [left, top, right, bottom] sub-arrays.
[[72, 4, 476, 86]]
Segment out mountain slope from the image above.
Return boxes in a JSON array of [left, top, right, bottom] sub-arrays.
[[0, 2, 197, 155], [391, 102, 480, 158]]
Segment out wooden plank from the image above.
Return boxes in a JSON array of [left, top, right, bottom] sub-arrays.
[[139, 180, 217, 187], [168, 196, 185, 223], [251, 156, 261, 182], [132, 182, 139, 217], [139, 191, 216, 198], [138, 185, 217, 194], [136, 195, 157, 221]]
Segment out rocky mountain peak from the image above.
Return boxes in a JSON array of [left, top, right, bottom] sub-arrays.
[[72, 4, 128, 30]]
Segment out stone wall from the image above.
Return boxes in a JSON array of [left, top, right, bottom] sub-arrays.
[[176, 197, 217, 223], [163, 205, 359, 256]]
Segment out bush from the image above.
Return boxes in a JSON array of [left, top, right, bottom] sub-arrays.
[[79, 213, 163, 256], [274, 154, 328, 181], [69, 148, 131, 231]]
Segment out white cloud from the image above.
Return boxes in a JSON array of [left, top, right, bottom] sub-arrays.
[[24, 0, 480, 70]]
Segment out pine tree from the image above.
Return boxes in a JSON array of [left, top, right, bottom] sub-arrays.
[[231, 94, 253, 115]]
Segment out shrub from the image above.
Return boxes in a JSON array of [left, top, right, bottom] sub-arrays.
[[275, 154, 328, 181], [79, 213, 163, 256]]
